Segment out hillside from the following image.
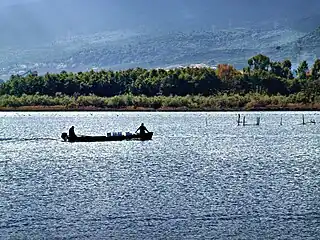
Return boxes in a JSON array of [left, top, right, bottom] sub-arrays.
[[1, 0, 320, 47], [59, 28, 305, 69], [0, 27, 311, 76], [295, 26, 320, 50], [0, 0, 319, 78], [279, 26, 320, 64]]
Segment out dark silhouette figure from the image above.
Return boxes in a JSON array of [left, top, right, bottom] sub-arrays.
[[135, 123, 149, 135], [69, 126, 77, 139]]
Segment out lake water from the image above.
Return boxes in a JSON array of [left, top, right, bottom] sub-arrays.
[[0, 111, 319, 239]]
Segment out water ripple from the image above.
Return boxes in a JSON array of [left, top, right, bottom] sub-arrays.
[[0, 112, 319, 239]]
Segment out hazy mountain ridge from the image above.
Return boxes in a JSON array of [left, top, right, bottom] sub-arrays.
[[0, 0, 319, 78], [1, 0, 320, 47], [0, 26, 317, 78], [60, 28, 303, 67]]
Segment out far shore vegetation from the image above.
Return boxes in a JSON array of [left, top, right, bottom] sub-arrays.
[[0, 54, 319, 111]]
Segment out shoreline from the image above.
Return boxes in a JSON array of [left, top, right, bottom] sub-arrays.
[[1, 104, 320, 112]]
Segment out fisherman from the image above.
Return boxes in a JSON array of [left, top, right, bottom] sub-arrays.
[[69, 126, 77, 139], [135, 123, 149, 135]]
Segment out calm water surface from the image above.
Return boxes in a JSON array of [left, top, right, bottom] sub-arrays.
[[0, 111, 319, 239]]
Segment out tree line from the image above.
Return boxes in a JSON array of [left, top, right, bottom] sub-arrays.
[[1, 54, 320, 102]]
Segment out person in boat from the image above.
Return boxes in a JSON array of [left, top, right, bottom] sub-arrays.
[[135, 123, 149, 135], [69, 126, 77, 139]]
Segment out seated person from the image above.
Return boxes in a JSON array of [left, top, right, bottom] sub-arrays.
[[135, 123, 149, 135], [69, 126, 77, 138]]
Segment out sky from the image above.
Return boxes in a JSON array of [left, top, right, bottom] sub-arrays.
[[0, 0, 39, 7]]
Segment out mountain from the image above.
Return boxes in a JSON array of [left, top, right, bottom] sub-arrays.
[[275, 26, 320, 66], [0, 0, 319, 78], [1, 0, 320, 47], [295, 27, 320, 49], [56, 28, 304, 69]]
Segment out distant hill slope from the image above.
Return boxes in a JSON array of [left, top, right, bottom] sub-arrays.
[[279, 26, 320, 64], [1, 27, 313, 77], [295, 26, 320, 48], [0, 0, 319, 78], [57, 28, 305, 69], [1, 0, 320, 47]]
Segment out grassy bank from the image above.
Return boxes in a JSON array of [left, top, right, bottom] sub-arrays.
[[0, 93, 319, 111]]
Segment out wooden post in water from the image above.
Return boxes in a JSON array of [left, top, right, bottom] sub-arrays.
[[280, 117, 283, 126], [237, 114, 241, 126], [256, 117, 260, 126], [302, 114, 305, 125], [243, 116, 246, 126]]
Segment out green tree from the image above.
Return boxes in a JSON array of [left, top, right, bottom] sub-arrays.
[[248, 54, 271, 71], [282, 59, 292, 69], [304, 79, 320, 102], [296, 60, 309, 79], [0, 55, 318, 100], [311, 59, 320, 80], [282, 59, 293, 79], [270, 61, 283, 77]]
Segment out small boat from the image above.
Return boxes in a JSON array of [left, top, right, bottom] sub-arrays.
[[61, 132, 153, 142]]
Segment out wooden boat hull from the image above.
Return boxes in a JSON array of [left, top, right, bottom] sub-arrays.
[[61, 132, 153, 142]]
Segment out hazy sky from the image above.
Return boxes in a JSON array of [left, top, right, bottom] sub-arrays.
[[0, 0, 38, 7]]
